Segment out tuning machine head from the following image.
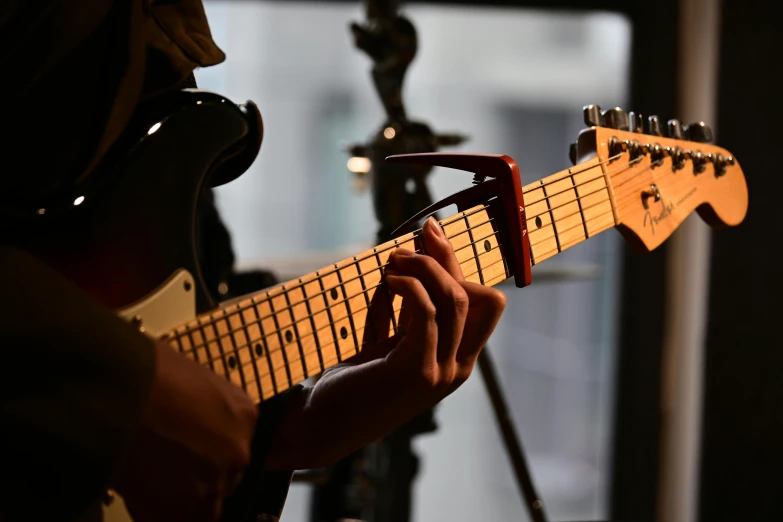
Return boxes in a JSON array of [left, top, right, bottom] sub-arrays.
[[583, 105, 630, 130], [684, 122, 714, 143], [629, 111, 644, 133], [667, 119, 683, 139], [646, 116, 663, 136]]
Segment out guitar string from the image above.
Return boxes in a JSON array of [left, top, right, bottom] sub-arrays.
[[171, 153, 636, 347], [177, 227, 505, 365], [174, 216, 498, 349], [186, 250, 509, 395], [177, 151, 696, 367], [529, 158, 708, 262], [172, 203, 492, 333], [244, 203, 615, 385], [216, 252, 514, 394], [192, 159, 713, 392], [187, 191, 619, 377], [222, 176, 669, 384], [252, 159, 712, 389], [169, 153, 625, 341], [527, 151, 714, 253], [180, 179, 623, 366], [200, 158, 697, 391], [183, 146, 702, 358]]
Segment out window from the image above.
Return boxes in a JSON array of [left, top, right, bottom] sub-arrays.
[[201, 3, 630, 520]]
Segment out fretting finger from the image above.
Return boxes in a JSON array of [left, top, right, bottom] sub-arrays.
[[389, 248, 468, 364], [420, 216, 465, 282], [455, 281, 506, 367], [384, 270, 439, 371]]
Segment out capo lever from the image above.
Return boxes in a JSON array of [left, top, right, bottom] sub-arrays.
[[385, 153, 532, 288]]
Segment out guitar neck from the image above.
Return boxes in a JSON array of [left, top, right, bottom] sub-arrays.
[[167, 157, 616, 403]]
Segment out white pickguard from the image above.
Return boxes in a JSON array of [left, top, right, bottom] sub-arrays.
[[105, 269, 198, 522]]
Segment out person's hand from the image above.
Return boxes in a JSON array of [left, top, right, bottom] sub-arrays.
[[383, 216, 507, 402], [112, 340, 258, 522], [268, 217, 506, 469]]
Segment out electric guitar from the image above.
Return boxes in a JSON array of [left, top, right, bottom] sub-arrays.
[[7, 91, 747, 521]]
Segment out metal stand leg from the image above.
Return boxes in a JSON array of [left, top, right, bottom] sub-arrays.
[[477, 346, 548, 522]]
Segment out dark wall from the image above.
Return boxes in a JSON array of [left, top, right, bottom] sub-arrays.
[[699, 3, 783, 521]]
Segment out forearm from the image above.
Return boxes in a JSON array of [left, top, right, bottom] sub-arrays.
[[265, 356, 432, 470], [0, 245, 156, 518]]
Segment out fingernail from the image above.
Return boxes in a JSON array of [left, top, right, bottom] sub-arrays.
[[427, 216, 444, 237]]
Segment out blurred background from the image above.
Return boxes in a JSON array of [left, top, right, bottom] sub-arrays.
[[195, 1, 780, 521]]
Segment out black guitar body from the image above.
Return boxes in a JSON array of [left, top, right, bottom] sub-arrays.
[[5, 90, 262, 313]]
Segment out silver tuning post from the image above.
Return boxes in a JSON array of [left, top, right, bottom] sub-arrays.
[[684, 122, 714, 143], [602, 107, 629, 130], [583, 104, 602, 127], [647, 115, 663, 136], [667, 119, 683, 139], [629, 111, 644, 132]]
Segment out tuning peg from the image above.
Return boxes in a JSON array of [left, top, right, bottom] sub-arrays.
[[584, 105, 602, 127], [667, 119, 683, 139], [629, 111, 644, 132], [569, 142, 578, 165], [683, 122, 713, 143], [602, 107, 630, 130], [646, 116, 662, 136]]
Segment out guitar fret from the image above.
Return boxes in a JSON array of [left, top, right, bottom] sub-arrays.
[[212, 317, 232, 381], [267, 292, 295, 389], [354, 255, 375, 343], [216, 311, 246, 390], [281, 287, 309, 379], [252, 297, 279, 395], [236, 302, 264, 401], [199, 317, 227, 380], [171, 331, 186, 354], [299, 278, 325, 373], [193, 324, 214, 371], [462, 213, 485, 285], [466, 206, 509, 284], [316, 271, 343, 363], [226, 308, 251, 394], [184, 327, 199, 363], [569, 169, 590, 240], [334, 263, 360, 356], [540, 180, 562, 253], [375, 247, 398, 336]]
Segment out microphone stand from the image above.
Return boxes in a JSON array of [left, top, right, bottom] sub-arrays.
[[308, 2, 548, 522]]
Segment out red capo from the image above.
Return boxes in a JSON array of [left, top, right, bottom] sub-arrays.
[[386, 153, 532, 288]]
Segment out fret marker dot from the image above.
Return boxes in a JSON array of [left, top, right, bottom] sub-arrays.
[[484, 240, 491, 252], [285, 330, 294, 343], [228, 356, 236, 369], [255, 343, 264, 357], [535, 216, 543, 228], [330, 288, 339, 300], [340, 326, 348, 340]]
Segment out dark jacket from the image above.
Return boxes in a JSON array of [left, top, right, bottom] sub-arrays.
[[0, 2, 293, 520]]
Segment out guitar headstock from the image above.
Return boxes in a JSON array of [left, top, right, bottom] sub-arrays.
[[571, 105, 748, 252]]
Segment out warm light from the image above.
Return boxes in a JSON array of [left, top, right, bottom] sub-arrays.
[[73, 196, 85, 206], [196, 101, 203, 105], [37, 208, 45, 215], [347, 156, 372, 174], [383, 127, 396, 139], [148, 122, 162, 135]]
